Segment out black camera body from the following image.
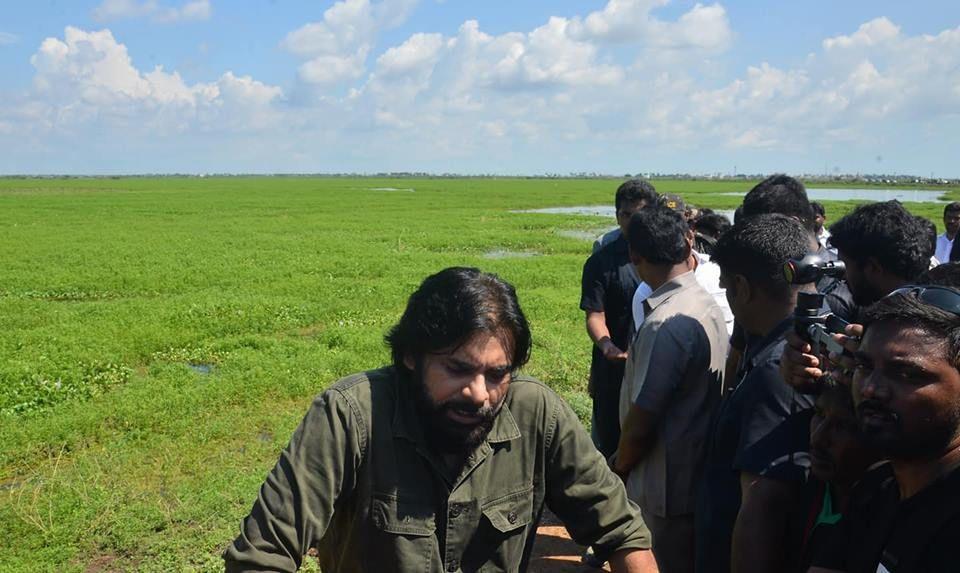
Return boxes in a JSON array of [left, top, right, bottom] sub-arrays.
[[783, 254, 845, 285], [793, 291, 849, 356]]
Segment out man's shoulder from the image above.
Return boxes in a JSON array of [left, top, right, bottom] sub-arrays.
[[592, 228, 621, 253], [649, 283, 725, 334], [589, 235, 629, 263], [504, 375, 568, 426], [507, 374, 563, 404], [741, 335, 810, 403], [321, 366, 398, 414]]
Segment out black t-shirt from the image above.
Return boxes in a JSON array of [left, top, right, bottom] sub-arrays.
[[695, 318, 815, 573], [812, 462, 960, 573], [579, 235, 640, 387]]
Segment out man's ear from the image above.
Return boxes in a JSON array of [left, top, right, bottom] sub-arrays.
[[403, 354, 416, 371]]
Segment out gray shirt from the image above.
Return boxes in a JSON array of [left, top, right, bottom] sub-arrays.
[[619, 270, 729, 517]]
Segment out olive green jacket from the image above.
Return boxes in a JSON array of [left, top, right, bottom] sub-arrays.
[[224, 366, 650, 572]]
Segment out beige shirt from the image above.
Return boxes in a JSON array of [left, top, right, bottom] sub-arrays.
[[619, 270, 729, 517]]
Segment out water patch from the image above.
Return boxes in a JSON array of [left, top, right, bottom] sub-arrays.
[[187, 363, 214, 375], [367, 187, 415, 192], [513, 206, 616, 217], [720, 188, 947, 203], [0, 479, 24, 491], [556, 229, 611, 242], [717, 209, 736, 222], [482, 249, 540, 259]]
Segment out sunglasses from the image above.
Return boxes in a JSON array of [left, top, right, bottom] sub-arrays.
[[886, 285, 960, 317]]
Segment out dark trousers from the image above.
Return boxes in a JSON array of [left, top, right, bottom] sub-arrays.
[[589, 362, 625, 458], [642, 510, 696, 573]]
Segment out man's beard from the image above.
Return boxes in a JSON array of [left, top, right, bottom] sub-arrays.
[[850, 281, 884, 307], [857, 399, 959, 461], [409, 367, 505, 454]]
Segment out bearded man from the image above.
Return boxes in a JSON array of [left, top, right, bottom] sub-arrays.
[[224, 267, 657, 573]]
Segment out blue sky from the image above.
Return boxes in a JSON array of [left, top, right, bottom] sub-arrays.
[[1, 1, 958, 176]]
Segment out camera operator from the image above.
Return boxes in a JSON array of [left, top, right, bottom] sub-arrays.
[[807, 285, 960, 573], [780, 201, 935, 392]]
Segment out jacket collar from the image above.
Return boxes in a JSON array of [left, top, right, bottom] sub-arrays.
[[645, 270, 699, 313]]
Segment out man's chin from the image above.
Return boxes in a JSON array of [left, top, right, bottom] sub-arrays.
[[427, 418, 493, 454]]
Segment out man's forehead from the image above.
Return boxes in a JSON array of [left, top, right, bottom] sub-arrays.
[[433, 332, 512, 364], [862, 321, 948, 359]]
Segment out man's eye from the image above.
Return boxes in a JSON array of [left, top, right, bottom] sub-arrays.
[[445, 363, 472, 376], [486, 369, 510, 384]]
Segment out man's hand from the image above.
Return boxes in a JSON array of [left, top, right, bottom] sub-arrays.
[[779, 329, 824, 392], [599, 337, 628, 362], [586, 311, 628, 362], [608, 548, 660, 572], [827, 323, 863, 385]]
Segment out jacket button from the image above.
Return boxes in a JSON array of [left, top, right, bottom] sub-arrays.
[[450, 504, 462, 518], [507, 511, 518, 524]]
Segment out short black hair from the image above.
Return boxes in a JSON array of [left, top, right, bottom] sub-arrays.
[[712, 214, 810, 300], [385, 267, 531, 373], [615, 178, 658, 212], [741, 174, 816, 231], [944, 202, 960, 216], [862, 289, 960, 368], [693, 213, 732, 240], [811, 201, 826, 218], [627, 206, 690, 265], [692, 213, 732, 256], [828, 201, 933, 282], [918, 263, 960, 288]]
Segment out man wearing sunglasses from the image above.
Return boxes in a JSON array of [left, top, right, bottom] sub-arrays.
[[807, 285, 960, 572]]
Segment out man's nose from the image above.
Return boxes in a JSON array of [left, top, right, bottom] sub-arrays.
[[857, 370, 887, 401], [463, 374, 490, 406]]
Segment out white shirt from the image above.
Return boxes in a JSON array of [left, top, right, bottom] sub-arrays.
[[936, 232, 955, 264], [817, 228, 837, 256], [631, 252, 734, 336]]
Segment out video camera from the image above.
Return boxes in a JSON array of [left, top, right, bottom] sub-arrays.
[[793, 291, 848, 357], [784, 254, 850, 357], [783, 253, 845, 285]]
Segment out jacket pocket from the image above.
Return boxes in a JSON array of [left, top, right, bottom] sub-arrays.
[[481, 486, 533, 533], [368, 496, 437, 573]]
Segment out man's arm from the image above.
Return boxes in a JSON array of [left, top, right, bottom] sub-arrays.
[[609, 547, 660, 572], [543, 395, 654, 567], [587, 310, 628, 361], [581, 253, 627, 361], [613, 404, 657, 479], [731, 472, 804, 573], [616, 319, 698, 477], [224, 389, 363, 572]]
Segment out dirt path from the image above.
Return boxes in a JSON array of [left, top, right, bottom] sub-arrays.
[[528, 511, 611, 572]]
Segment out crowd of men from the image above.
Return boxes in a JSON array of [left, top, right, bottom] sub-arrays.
[[223, 176, 960, 573]]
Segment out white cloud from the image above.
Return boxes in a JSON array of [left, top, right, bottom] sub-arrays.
[[21, 27, 280, 135], [375, 33, 444, 79], [571, 0, 732, 53], [92, 0, 212, 23], [282, 0, 419, 85], [5, 6, 960, 176], [823, 17, 900, 50], [0, 32, 19, 46]]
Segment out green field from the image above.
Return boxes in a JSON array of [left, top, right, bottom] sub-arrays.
[[1, 177, 956, 571]]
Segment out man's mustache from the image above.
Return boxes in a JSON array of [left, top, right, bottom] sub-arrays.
[[857, 400, 899, 422]]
